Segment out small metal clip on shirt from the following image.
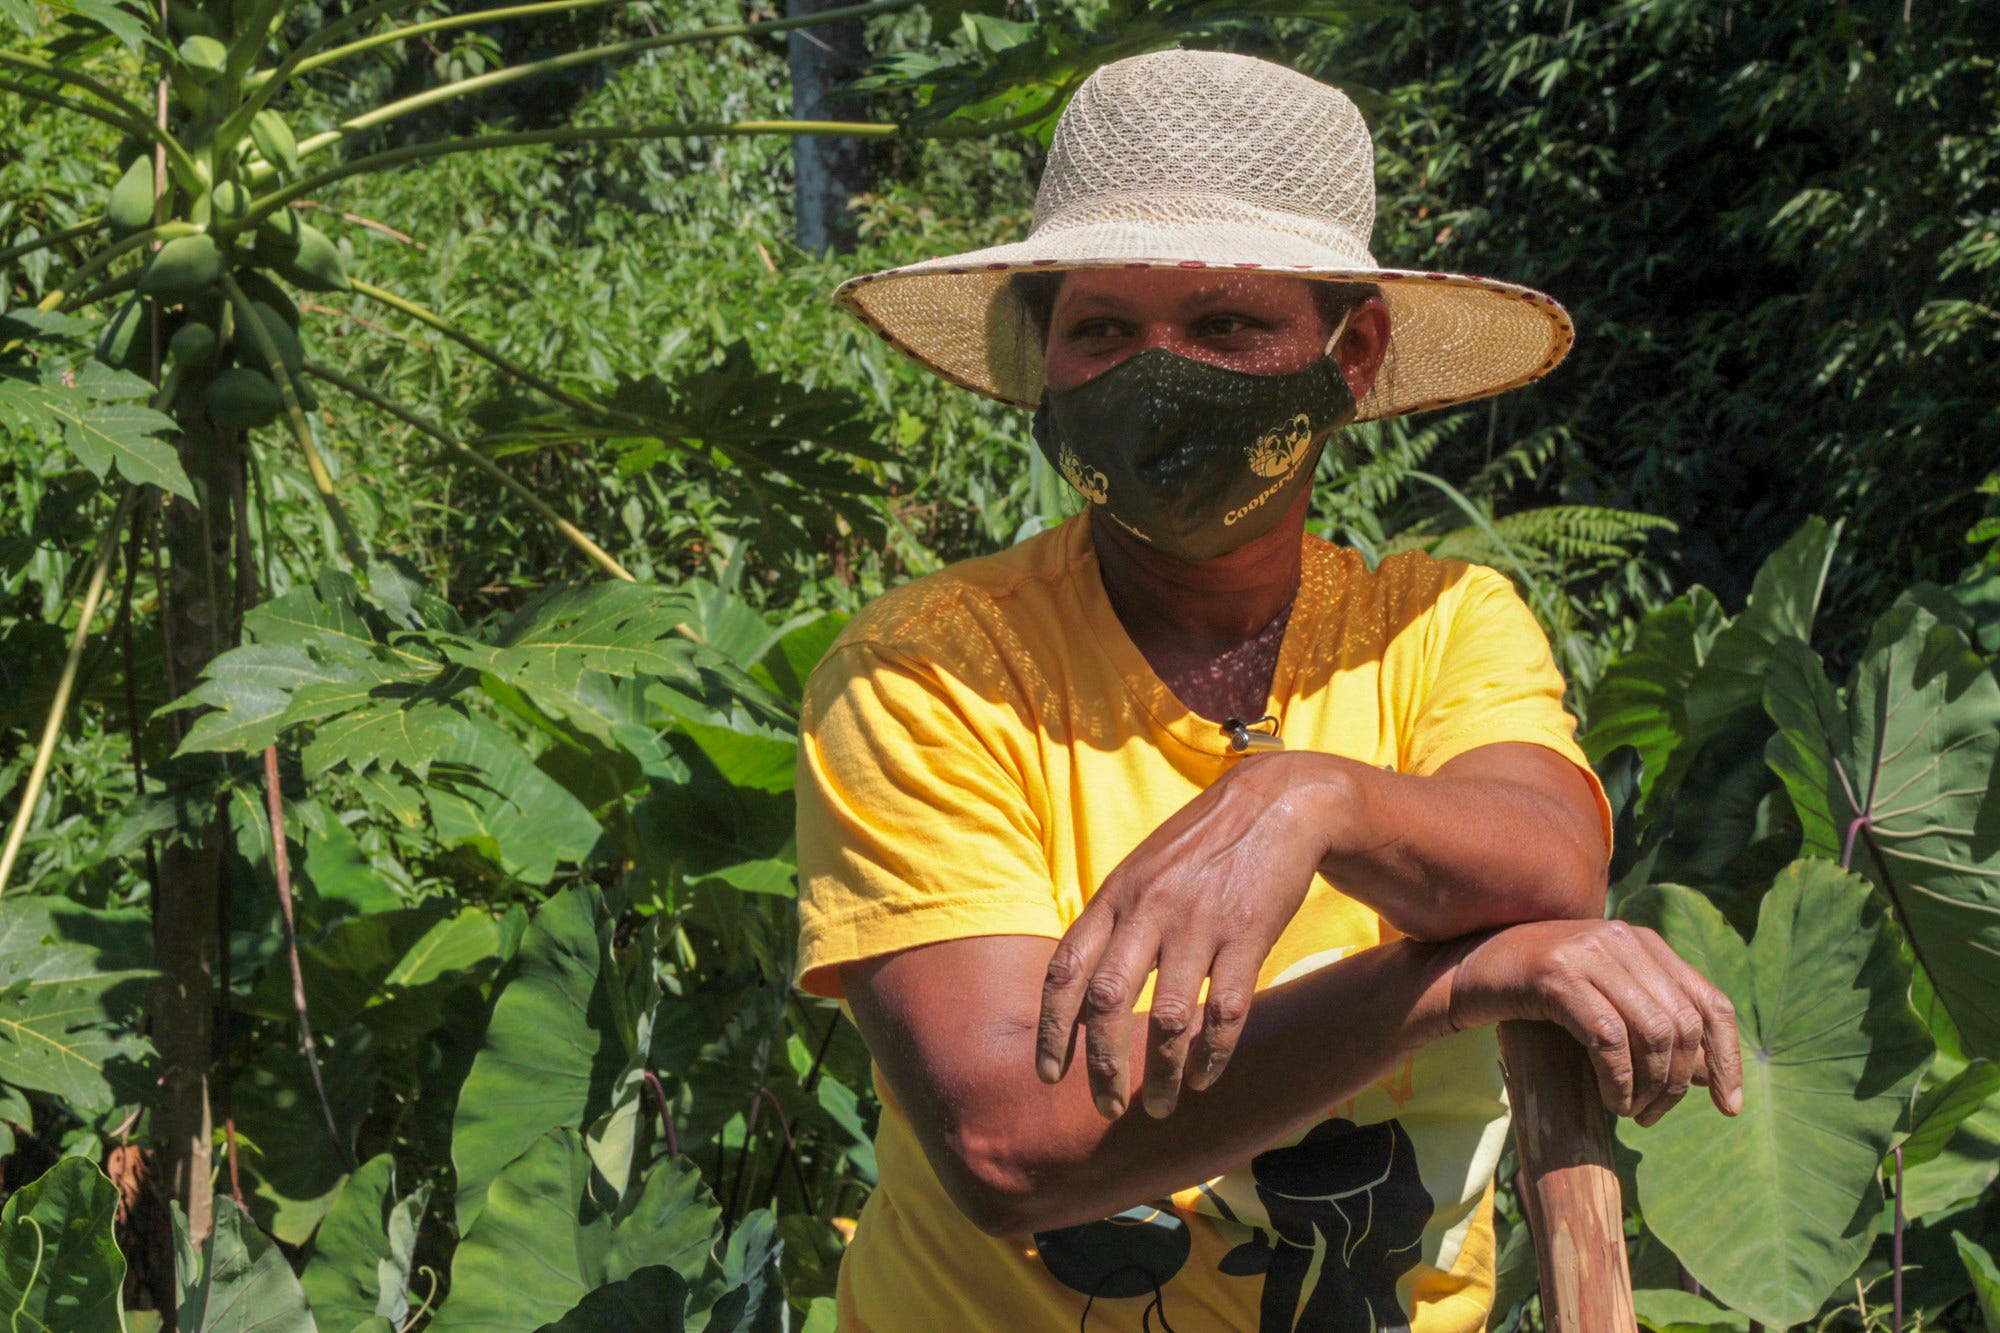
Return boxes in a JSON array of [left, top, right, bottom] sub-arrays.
[[1221, 714, 1284, 754]]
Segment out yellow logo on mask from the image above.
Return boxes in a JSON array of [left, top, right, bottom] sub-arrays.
[[1246, 413, 1314, 478]]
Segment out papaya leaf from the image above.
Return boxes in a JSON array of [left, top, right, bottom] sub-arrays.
[[0, 897, 153, 1112], [0, 360, 191, 500], [176, 1194, 317, 1332], [438, 582, 701, 698], [0, 1157, 125, 1333], [1617, 861, 1932, 1326], [1764, 604, 2000, 1059], [431, 1128, 718, 1333], [451, 886, 625, 1232]]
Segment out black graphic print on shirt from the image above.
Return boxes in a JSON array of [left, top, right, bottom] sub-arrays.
[[1034, 1117, 1434, 1332]]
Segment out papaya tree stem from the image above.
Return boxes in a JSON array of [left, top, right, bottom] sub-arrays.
[[272, 0, 913, 164], [35, 221, 202, 313], [300, 358, 637, 583], [233, 0, 911, 152], [236, 121, 897, 232], [335, 281, 608, 419], [292, 0, 908, 83], [0, 68, 204, 189], [0, 49, 158, 126], [218, 271, 369, 569], [0, 486, 141, 897], [0, 217, 105, 270]]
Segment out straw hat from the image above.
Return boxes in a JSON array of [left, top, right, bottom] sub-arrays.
[[834, 49, 1574, 421]]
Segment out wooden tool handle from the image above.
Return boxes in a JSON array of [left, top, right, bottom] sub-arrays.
[[1499, 1019, 1637, 1332]]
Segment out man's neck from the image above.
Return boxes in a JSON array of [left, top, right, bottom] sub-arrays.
[[1090, 495, 1309, 653]]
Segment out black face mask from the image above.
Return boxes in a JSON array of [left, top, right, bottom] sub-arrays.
[[1031, 345, 1359, 563]]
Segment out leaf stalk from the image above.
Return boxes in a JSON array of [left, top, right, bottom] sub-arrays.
[[300, 358, 637, 582], [0, 486, 142, 897], [218, 271, 369, 568]]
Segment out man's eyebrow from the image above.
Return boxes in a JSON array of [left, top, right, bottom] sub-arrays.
[[1060, 283, 1265, 315]]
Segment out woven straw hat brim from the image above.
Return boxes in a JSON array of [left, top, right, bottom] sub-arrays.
[[835, 224, 1575, 422]]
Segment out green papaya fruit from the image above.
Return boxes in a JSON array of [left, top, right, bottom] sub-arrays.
[[248, 109, 298, 175], [136, 234, 224, 302], [94, 296, 150, 372], [235, 270, 298, 325], [206, 366, 282, 430], [177, 35, 228, 79], [254, 212, 347, 292], [208, 180, 248, 220], [235, 299, 303, 376], [169, 321, 218, 370], [107, 156, 156, 235]]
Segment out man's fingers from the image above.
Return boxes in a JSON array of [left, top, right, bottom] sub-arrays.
[[1077, 926, 1161, 1119], [1546, 984, 1637, 1116], [1140, 941, 1210, 1119], [1185, 945, 1261, 1093], [1038, 910, 1113, 1084], [1635, 930, 1744, 1118]]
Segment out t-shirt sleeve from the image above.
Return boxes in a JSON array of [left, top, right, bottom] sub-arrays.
[[793, 642, 1060, 999], [1405, 565, 1613, 852]]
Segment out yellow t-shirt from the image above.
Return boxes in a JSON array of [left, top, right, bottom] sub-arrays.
[[794, 515, 1607, 1333]]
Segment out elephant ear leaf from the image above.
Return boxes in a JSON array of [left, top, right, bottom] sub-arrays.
[[1764, 603, 2000, 1060], [0, 1157, 126, 1333], [1617, 861, 1931, 1328]]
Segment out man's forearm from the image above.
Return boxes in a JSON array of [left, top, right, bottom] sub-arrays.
[[1297, 743, 1607, 940], [850, 933, 1463, 1236]]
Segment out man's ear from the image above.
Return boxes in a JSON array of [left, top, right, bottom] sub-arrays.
[[1334, 298, 1393, 402]]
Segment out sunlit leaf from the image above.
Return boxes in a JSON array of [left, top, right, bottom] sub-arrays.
[[0, 1157, 125, 1332], [1618, 861, 1932, 1326], [1765, 604, 2000, 1059]]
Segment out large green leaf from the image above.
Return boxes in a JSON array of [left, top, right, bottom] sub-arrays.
[[536, 1267, 690, 1332], [1765, 603, 2000, 1059], [0, 898, 153, 1111], [1956, 1231, 2000, 1332], [439, 582, 701, 697], [1584, 520, 1836, 817], [430, 1128, 718, 1333], [0, 360, 191, 500], [229, 1029, 379, 1245], [1901, 1058, 2000, 1168], [1581, 586, 1724, 809], [427, 715, 602, 885], [300, 1154, 430, 1333], [1617, 861, 1931, 1326], [0, 1157, 126, 1332], [177, 1195, 318, 1333], [451, 886, 625, 1231]]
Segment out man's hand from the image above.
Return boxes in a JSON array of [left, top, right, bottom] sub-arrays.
[[1447, 919, 1743, 1126], [1035, 741, 1613, 1122], [1036, 751, 1341, 1120]]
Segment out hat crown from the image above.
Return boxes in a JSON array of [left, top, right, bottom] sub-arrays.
[[1033, 50, 1377, 257]]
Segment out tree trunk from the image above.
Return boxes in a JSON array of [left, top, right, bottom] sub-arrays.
[[149, 429, 238, 1252], [787, 0, 872, 253]]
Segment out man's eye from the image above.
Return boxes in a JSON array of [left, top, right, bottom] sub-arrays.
[[1197, 315, 1256, 337], [1065, 319, 1127, 340]]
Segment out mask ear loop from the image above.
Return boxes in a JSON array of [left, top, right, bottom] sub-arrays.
[[1323, 309, 1355, 361]]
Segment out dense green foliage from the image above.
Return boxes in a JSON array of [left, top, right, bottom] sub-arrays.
[[0, 0, 1996, 1327]]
